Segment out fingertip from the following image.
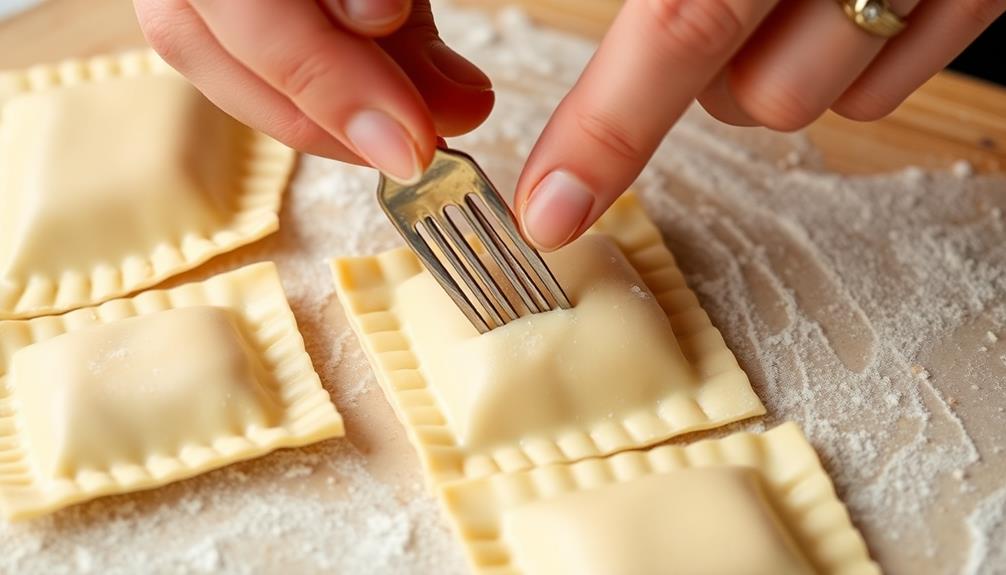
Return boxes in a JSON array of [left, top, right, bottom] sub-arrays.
[[404, 111, 439, 176], [832, 83, 901, 122], [427, 42, 492, 90], [432, 89, 495, 136], [519, 170, 596, 252], [697, 72, 761, 127], [730, 68, 819, 132], [323, 0, 412, 37], [424, 42, 494, 135]]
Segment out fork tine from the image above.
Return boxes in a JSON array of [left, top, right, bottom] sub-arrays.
[[461, 195, 548, 314], [421, 216, 505, 331], [469, 191, 572, 310], [377, 148, 571, 332], [435, 209, 519, 323], [407, 222, 491, 333]]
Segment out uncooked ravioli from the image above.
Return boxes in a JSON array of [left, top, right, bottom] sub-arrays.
[[0, 263, 344, 521], [0, 50, 294, 319], [330, 194, 765, 483], [440, 423, 880, 575]]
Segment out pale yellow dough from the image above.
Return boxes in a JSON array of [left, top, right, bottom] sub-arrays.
[[504, 469, 812, 575], [0, 262, 344, 520], [331, 194, 765, 483], [399, 235, 697, 451], [440, 422, 881, 575], [0, 50, 295, 319]]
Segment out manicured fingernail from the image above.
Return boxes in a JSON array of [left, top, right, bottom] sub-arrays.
[[339, 0, 404, 25], [521, 170, 594, 251], [428, 43, 492, 90], [345, 110, 421, 184]]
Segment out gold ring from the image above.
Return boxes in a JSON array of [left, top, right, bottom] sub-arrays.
[[839, 0, 906, 38]]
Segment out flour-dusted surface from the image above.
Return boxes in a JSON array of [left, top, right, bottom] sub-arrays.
[[2, 3, 1004, 574]]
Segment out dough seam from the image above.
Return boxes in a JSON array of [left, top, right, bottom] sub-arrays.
[[0, 50, 296, 319], [439, 422, 881, 575], [0, 262, 344, 520], [331, 194, 765, 483]]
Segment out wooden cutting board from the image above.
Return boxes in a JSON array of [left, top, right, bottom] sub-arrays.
[[2, 3, 1003, 573], [2, 0, 1003, 176]]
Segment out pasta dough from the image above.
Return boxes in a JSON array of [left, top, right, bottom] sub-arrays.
[[398, 235, 697, 450], [12, 306, 282, 479], [0, 262, 343, 520], [331, 194, 764, 482], [440, 422, 880, 575], [0, 50, 295, 319], [504, 469, 812, 575]]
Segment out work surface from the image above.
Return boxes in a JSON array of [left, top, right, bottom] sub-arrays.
[[1, 1, 1005, 574]]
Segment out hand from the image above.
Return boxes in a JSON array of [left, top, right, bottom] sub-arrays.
[[133, 0, 494, 183], [515, 0, 1005, 251]]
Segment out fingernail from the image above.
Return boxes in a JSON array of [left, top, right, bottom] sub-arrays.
[[521, 170, 594, 251], [339, 0, 404, 26], [428, 43, 492, 90], [345, 110, 421, 184]]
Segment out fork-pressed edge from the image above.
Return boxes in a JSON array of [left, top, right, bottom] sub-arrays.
[[377, 148, 570, 334]]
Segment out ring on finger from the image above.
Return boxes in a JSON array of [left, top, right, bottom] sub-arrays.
[[838, 0, 906, 37]]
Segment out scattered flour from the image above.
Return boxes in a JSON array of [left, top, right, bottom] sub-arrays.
[[963, 488, 1006, 575], [1, 2, 1003, 574], [953, 159, 976, 179]]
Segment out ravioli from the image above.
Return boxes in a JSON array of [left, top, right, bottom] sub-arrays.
[[440, 422, 880, 575], [0, 50, 294, 319], [331, 194, 764, 482], [0, 263, 343, 520]]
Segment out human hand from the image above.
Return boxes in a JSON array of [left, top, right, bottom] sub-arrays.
[[515, 0, 1005, 251], [133, 0, 494, 184]]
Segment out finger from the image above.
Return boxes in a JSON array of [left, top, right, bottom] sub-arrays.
[[727, 0, 921, 131], [834, 0, 1006, 120], [188, 0, 437, 183], [515, 0, 777, 251], [320, 0, 412, 37], [133, 0, 359, 161], [377, 0, 494, 136], [696, 71, 758, 126]]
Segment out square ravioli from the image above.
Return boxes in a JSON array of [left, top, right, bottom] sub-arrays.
[[0, 262, 344, 520], [331, 194, 764, 482], [0, 50, 296, 319], [440, 422, 880, 575]]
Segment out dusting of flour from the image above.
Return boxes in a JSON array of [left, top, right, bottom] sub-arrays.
[[1, 3, 1004, 574]]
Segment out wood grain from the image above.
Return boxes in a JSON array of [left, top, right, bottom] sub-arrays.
[[2, 0, 1004, 174], [0, 0, 146, 68]]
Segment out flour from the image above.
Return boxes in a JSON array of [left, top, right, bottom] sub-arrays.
[[953, 160, 977, 179], [964, 488, 1006, 574], [1, 2, 1003, 574]]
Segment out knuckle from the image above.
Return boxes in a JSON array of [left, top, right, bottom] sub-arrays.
[[271, 112, 320, 149], [643, 0, 743, 57], [411, 21, 441, 39], [275, 48, 332, 98], [734, 80, 818, 131], [834, 85, 897, 121], [382, 0, 434, 40], [959, 0, 1006, 25], [138, 6, 187, 64], [574, 108, 645, 161], [407, 0, 434, 24]]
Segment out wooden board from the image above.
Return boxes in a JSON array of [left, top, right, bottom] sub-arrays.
[[1, 3, 1004, 574], [2, 0, 1003, 176]]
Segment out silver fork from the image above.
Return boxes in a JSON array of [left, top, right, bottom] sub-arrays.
[[378, 147, 570, 333]]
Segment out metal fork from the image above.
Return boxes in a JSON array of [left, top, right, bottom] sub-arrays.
[[378, 148, 571, 333]]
